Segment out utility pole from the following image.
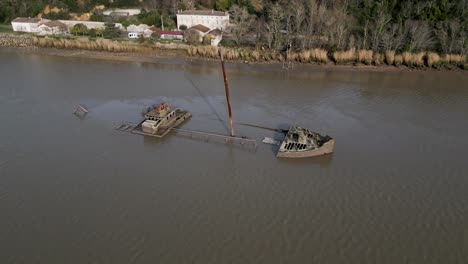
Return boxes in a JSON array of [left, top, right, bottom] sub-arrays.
[[161, 16, 164, 31], [219, 48, 235, 137]]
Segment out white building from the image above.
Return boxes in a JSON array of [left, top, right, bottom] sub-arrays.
[[126, 24, 149, 33], [206, 29, 223, 47], [176, 10, 229, 31], [58, 20, 123, 30], [186, 25, 223, 47], [103, 9, 141, 16], [37, 21, 68, 35], [11, 18, 49, 33]]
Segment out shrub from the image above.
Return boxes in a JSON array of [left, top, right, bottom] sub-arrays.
[[385, 50, 395, 65], [333, 49, 356, 64], [310, 49, 328, 63], [426, 52, 440, 68], [402, 52, 424, 67], [394, 54, 403, 66], [357, 50, 373, 65], [442, 54, 466, 66], [373, 53, 384, 65]]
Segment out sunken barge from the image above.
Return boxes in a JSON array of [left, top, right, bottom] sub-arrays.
[[132, 102, 192, 138]]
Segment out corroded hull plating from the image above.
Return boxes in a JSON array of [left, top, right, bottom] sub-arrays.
[[276, 126, 335, 158]]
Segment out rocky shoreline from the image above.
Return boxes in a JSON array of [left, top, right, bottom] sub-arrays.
[[0, 33, 33, 47]]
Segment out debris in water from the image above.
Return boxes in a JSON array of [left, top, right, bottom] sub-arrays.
[[262, 137, 281, 145], [73, 104, 88, 118]]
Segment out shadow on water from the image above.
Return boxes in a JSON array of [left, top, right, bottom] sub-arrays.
[[183, 71, 230, 134]]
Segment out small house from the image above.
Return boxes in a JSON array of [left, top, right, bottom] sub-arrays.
[[143, 26, 159, 38], [38, 20, 68, 35], [205, 29, 223, 47], [185, 24, 211, 42]]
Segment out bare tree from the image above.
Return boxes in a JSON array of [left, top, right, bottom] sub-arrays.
[[369, 1, 392, 51], [325, 5, 350, 50], [286, 0, 306, 49], [381, 23, 404, 51], [289, 0, 306, 34], [305, 0, 327, 49], [404, 20, 435, 52], [435, 20, 461, 54], [180, 0, 195, 10], [229, 5, 254, 46], [266, 3, 284, 51]]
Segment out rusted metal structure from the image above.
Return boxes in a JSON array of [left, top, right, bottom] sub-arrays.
[[134, 102, 192, 138], [219, 48, 235, 137], [276, 126, 335, 158]]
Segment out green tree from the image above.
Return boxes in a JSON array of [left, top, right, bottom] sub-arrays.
[[103, 23, 121, 39], [215, 0, 231, 11], [71, 24, 88, 36], [88, 28, 97, 38]]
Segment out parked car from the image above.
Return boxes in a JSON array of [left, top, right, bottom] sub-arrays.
[[128, 32, 142, 39]]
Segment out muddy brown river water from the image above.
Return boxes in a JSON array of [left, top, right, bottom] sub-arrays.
[[1, 48, 467, 263]]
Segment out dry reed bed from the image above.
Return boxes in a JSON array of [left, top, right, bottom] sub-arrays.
[[33, 37, 152, 53], [34, 37, 467, 69]]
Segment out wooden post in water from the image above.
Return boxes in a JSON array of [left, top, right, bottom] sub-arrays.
[[219, 48, 235, 137]]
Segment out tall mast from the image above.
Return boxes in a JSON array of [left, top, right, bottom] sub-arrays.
[[219, 48, 234, 137]]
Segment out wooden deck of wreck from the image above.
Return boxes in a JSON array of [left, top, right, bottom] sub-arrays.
[[115, 121, 257, 149]]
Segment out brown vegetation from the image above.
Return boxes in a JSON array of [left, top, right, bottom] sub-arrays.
[[385, 51, 395, 65], [31, 36, 467, 70], [332, 49, 356, 64], [402, 52, 425, 67], [427, 52, 441, 68], [357, 50, 373, 65]]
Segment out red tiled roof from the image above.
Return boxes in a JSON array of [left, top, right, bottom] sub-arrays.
[[148, 26, 159, 32], [177, 10, 226, 16], [189, 24, 211, 33]]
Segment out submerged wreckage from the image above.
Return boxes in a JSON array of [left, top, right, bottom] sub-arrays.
[[277, 126, 335, 158], [138, 102, 192, 137], [110, 48, 334, 158]]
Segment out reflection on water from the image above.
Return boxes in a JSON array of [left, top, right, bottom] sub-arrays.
[[1, 49, 468, 264]]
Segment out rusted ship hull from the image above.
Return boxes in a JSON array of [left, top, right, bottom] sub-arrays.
[[276, 139, 335, 158], [276, 126, 335, 158]]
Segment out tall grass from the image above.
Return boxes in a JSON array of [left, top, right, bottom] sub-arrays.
[[31, 36, 467, 69], [394, 54, 403, 66], [426, 52, 441, 68], [442, 54, 466, 66], [385, 50, 395, 65], [293, 49, 328, 63], [33, 37, 151, 53], [402, 52, 425, 67], [357, 50, 373, 65], [333, 49, 356, 64], [372, 53, 384, 65]]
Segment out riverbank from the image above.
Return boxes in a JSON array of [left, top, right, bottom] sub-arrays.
[[8, 46, 466, 74], [1, 33, 466, 71]]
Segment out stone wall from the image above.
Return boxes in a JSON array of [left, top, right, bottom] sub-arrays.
[[0, 33, 34, 47]]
